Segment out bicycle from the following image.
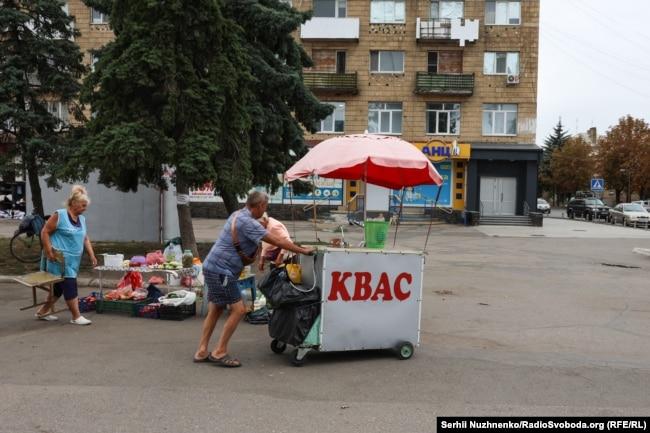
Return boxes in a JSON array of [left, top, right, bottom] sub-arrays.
[[10, 212, 47, 263]]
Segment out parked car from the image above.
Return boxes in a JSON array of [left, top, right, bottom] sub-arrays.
[[608, 203, 650, 226], [536, 198, 551, 214], [566, 198, 609, 220], [632, 200, 650, 212]]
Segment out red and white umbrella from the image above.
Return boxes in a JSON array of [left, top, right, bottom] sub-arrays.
[[285, 134, 442, 189]]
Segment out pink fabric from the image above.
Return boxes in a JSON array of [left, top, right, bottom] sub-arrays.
[[261, 218, 291, 260], [285, 134, 442, 188]]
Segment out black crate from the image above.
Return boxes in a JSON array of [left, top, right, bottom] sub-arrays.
[[159, 303, 196, 321]]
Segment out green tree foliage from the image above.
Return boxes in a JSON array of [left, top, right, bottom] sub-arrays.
[[550, 136, 594, 198], [539, 119, 570, 204], [597, 115, 650, 203], [0, 0, 85, 216], [72, 0, 254, 254], [219, 0, 332, 209], [74, 0, 331, 251]]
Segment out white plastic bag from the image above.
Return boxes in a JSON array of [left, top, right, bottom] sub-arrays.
[[158, 289, 196, 306], [163, 244, 183, 263]]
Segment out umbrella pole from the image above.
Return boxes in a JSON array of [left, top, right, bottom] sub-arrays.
[[363, 164, 368, 245], [289, 180, 296, 241], [392, 187, 405, 248], [311, 174, 318, 242], [424, 184, 443, 251]]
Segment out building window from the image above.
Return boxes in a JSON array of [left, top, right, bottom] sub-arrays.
[[483, 52, 519, 75], [370, 51, 404, 73], [368, 102, 402, 134], [91, 8, 109, 24], [485, 1, 521, 25], [482, 104, 517, 136], [90, 52, 99, 72], [430, 1, 464, 19], [427, 52, 438, 73], [336, 51, 346, 74], [313, 0, 347, 18], [316, 102, 345, 133], [370, 0, 405, 23], [426, 103, 460, 135], [46, 101, 69, 128]]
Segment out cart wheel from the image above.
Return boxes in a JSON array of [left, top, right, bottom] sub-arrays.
[[270, 339, 286, 354], [396, 342, 414, 360], [291, 349, 305, 367]]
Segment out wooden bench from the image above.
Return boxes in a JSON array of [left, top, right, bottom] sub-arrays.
[[13, 251, 65, 313]]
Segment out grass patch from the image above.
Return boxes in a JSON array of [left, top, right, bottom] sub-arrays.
[[0, 237, 214, 276]]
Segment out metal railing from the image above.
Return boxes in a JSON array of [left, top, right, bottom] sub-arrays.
[[303, 72, 358, 94], [414, 72, 474, 95], [419, 18, 453, 40]]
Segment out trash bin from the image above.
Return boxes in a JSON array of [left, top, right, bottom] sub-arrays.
[[464, 211, 480, 226]]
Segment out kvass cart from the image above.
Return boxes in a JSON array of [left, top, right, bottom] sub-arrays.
[[268, 247, 424, 366]]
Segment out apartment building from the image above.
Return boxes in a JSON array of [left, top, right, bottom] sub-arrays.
[[297, 0, 541, 217], [61, 0, 540, 218]]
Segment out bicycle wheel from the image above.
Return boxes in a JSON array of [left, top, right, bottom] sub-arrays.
[[10, 232, 42, 263]]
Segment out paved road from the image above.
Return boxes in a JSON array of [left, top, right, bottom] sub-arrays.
[[1, 219, 650, 432]]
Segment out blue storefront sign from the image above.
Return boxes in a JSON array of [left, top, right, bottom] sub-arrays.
[[282, 176, 343, 204], [391, 162, 451, 207]]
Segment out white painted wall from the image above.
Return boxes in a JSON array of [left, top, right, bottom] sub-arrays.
[[27, 172, 179, 242]]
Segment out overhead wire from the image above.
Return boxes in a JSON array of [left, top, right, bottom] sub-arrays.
[[572, 0, 650, 44], [539, 32, 650, 102], [541, 20, 650, 75], [562, 0, 650, 52]]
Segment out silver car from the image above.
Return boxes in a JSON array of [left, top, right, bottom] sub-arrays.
[[608, 203, 650, 226], [536, 198, 551, 214]]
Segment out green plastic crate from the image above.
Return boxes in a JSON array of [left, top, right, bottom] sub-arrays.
[[364, 220, 389, 249], [96, 299, 146, 316]]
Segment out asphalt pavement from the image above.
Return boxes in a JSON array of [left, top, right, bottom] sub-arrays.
[[1, 217, 650, 432]]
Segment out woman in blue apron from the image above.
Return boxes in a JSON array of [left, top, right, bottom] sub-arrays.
[[35, 185, 98, 325]]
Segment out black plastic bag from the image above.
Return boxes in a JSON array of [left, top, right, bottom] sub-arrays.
[[257, 267, 320, 308], [269, 303, 320, 346]]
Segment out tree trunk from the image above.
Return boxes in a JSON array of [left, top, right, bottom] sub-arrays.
[[26, 156, 44, 217], [175, 175, 198, 257], [220, 189, 240, 216], [615, 189, 621, 204]]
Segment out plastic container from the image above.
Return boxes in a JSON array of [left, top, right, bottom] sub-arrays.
[[364, 220, 389, 249], [182, 250, 193, 269], [159, 303, 196, 320], [236, 276, 256, 312], [96, 299, 146, 316], [102, 254, 124, 267]]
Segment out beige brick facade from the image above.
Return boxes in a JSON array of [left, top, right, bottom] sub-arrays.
[[298, 0, 539, 146]]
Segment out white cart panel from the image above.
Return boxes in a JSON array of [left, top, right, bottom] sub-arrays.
[[316, 249, 423, 352]]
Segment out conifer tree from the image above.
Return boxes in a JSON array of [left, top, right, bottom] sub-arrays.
[[74, 0, 254, 254], [0, 0, 85, 216]]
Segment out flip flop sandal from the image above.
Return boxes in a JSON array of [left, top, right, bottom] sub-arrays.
[[193, 355, 210, 363], [208, 354, 242, 368]]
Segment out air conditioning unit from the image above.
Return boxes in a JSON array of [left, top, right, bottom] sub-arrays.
[[506, 74, 520, 85]]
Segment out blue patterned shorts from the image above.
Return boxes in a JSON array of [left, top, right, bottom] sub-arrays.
[[204, 270, 242, 306]]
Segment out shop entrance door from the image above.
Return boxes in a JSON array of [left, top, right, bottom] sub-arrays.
[[480, 177, 516, 215]]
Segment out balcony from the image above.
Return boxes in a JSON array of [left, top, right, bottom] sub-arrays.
[[416, 18, 479, 46], [414, 72, 474, 96], [303, 72, 358, 95], [300, 17, 360, 41]]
